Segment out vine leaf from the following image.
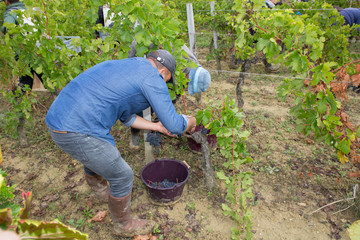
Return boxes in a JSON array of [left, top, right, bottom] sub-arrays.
[[330, 81, 348, 100], [337, 139, 351, 155]]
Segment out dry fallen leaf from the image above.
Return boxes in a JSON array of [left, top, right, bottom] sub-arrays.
[[355, 64, 360, 72], [133, 234, 152, 240], [87, 210, 107, 223], [351, 73, 360, 87], [347, 171, 360, 178]]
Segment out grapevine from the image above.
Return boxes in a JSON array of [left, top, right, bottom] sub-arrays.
[[232, 0, 360, 175]]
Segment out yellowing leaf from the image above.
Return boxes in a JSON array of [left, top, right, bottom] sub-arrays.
[[338, 151, 349, 164], [348, 220, 360, 240], [15, 219, 88, 239], [0, 207, 13, 228]]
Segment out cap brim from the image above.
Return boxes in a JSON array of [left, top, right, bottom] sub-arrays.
[[169, 74, 175, 85]]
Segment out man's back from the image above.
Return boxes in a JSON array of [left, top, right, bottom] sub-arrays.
[[1, 1, 26, 34], [45, 57, 186, 145], [339, 8, 360, 27]]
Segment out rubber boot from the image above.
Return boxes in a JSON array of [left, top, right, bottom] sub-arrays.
[[85, 174, 109, 202], [108, 193, 155, 237]]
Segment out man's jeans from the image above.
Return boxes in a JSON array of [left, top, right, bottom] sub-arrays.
[[48, 127, 133, 198]]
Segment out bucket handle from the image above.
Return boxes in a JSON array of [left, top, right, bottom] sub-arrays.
[[182, 161, 190, 169]]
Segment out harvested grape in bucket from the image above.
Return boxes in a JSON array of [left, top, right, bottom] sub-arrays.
[[148, 179, 176, 188]]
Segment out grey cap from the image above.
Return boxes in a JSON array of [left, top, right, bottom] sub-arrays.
[[147, 49, 176, 85]]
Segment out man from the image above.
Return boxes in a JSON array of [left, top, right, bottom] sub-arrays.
[[1, 0, 37, 89], [94, 5, 211, 148], [339, 8, 360, 32], [129, 44, 211, 149], [181, 44, 211, 97], [265, 0, 277, 9], [1, 0, 26, 34], [0, 230, 20, 240], [229, 0, 280, 72], [1, 1, 79, 91], [45, 49, 196, 237], [263, 0, 281, 72]]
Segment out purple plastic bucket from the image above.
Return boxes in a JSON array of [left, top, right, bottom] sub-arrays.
[[140, 159, 190, 204], [187, 125, 217, 152]]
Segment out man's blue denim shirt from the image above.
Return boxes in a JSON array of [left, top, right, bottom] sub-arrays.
[[45, 57, 189, 146]]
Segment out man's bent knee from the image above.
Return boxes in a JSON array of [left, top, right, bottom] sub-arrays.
[[109, 167, 134, 198]]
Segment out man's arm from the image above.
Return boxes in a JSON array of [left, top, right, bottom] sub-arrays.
[[1, 10, 18, 34], [130, 115, 176, 137]]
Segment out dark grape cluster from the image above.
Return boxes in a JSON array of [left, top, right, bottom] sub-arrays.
[[201, 127, 210, 135], [151, 179, 176, 189], [146, 132, 161, 155], [146, 132, 161, 146]]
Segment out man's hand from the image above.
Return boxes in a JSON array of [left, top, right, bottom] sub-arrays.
[[185, 116, 196, 133], [0, 230, 20, 240], [154, 121, 177, 137]]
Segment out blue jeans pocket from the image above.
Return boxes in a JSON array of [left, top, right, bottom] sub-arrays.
[[54, 136, 91, 163]]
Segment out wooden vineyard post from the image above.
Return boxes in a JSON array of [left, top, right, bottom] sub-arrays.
[[194, 92, 202, 105], [210, 1, 221, 73], [32, 73, 47, 92], [143, 107, 154, 163], [186, 3, 197, 56]]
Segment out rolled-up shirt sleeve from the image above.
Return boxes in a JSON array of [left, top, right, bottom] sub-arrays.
[[180, 114, 189, 128], [123, 113, 137, 127]]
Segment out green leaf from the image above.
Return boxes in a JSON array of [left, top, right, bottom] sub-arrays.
[[317, 98, 327, 114], [336, 138, 351, 155], [348, 220, 360, 240], [0, 208, 13, 230], [256, 38, 268, 51], [15, 219, 88, 239], [221, 203, 232, 215], [216, 171, 230, 184]]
